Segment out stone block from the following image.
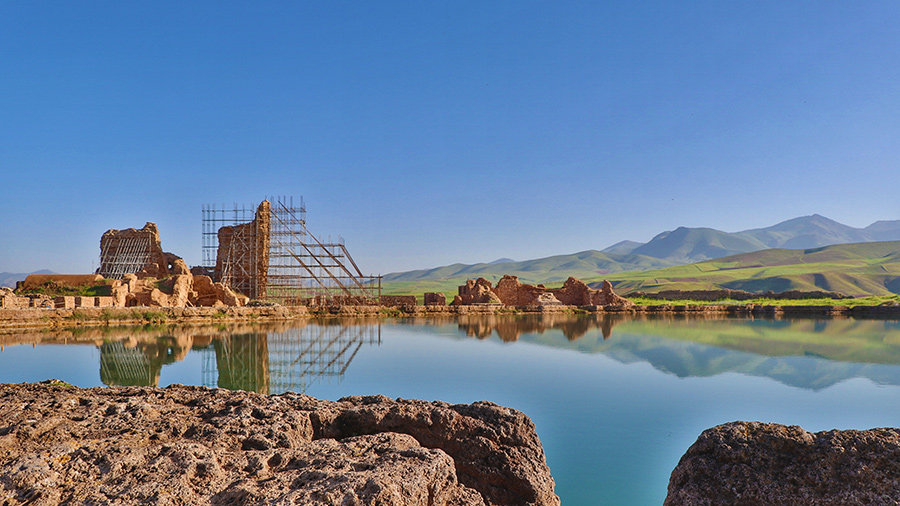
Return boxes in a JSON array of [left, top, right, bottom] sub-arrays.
[[424, 292, 446, 306], [54, 296, 75, 309], [379, 295, 417, 306], [95, 296, 115, 308], [75, 296, 95, 308]]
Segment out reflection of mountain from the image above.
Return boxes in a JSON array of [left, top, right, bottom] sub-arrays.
[[450, 314, 900, 391]]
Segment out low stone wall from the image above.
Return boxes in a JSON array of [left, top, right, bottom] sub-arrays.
[[2, 303, 899, 331], [379, 295, 418, 306]]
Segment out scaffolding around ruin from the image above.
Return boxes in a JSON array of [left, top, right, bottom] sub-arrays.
[[99, 236, 152, 279], [202, 196, 382, 305]]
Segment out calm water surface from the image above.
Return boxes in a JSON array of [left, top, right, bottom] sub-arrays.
[[3, 314, 900, 505]]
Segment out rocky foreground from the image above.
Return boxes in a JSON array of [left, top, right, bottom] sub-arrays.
[[665, 421, 900, 506], [0, 381, 558, 506]]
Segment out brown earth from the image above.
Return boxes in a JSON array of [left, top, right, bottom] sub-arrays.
[[0, 381, 558, 506]]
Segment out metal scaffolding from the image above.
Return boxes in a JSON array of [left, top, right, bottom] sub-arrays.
[[201, 196, 381, 305], [99, 236, 152, 279]]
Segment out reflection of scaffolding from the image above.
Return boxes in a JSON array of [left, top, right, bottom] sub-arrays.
[[200, 323, 381, 394], [99, 236, 152, 279], [99, 341, 157, 386], [211, 333, 270, 394], [202, 196, 381, 305]]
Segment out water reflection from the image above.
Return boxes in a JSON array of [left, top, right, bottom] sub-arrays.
[[444, 314, 900, 390], [205, 324, 380, 394], [3, 320, 380, 394], [5, 314, 900, 392]]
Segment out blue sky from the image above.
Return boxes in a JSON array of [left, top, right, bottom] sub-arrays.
[[2, 1, 898, 275]]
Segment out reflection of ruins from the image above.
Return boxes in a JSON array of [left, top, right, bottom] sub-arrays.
[[91, 322, 381, 392], [457, 313, 627, 342], [99, 334, 200, 387], [201, 323, 381, 394]]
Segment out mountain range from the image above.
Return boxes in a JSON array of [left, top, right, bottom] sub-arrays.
[[604, 215, 900, 264], [0, 270, 54, 289], [382, 215, 900, 296]]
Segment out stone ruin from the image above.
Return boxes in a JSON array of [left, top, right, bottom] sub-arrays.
[[0, 223, 251, 309], [453, 275, 633, 307], [99, 222, 179, 279], [214, 200, 270, 300]]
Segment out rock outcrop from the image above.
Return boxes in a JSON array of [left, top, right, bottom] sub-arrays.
[[453, 275, 632, 307], [0, 382, 559, 506], [665, 421, 900, 506]]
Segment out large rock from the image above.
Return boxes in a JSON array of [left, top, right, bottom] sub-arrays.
[[0, 382, 558, 506], [665, 421, 900, 506]]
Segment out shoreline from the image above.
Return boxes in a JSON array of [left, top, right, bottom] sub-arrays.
[[2, 303, 900, 332]]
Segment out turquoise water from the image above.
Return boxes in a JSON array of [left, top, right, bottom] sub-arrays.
[[3, 315, 900, 505]]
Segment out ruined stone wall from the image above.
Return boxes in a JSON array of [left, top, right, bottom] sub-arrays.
[[99, 222, 170, 279], [424, 292, 447, 306], [379, 295, 418, 306], [215, 200, 270, 300], [453, 275, 633, 307]]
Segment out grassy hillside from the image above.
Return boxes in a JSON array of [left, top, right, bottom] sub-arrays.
[[593, 241, 900, 297], [630, 227, 768, 263], [381, 250, 677, 296]]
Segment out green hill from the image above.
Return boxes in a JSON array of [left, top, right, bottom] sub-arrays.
[[630, 227, 768, 263], [595, 241, 900, 297], [381, 250, 677, 296]]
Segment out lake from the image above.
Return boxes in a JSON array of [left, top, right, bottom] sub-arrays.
[[3, 314, 900, 505]]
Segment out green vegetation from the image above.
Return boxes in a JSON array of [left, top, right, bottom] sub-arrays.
[[595, 241, 900, 297], [19, 280, 114, 297], [627, 295, 900, 307]]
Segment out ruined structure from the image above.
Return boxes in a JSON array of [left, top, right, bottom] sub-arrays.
[[203, 197, 381, 305], [214, 201, 270, 300], [453, 275, 633, 307], [99, 222, 178, 279]]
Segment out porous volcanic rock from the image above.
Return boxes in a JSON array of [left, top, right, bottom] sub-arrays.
[[0, 381, 558, 506], [665, 421, 900, 506]]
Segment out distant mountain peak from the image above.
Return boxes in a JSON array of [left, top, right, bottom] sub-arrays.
[[488, 258, 516, 265]]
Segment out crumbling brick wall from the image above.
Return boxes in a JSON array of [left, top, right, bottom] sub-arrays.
[[99, 223, 170, 279], [215, 200, 271, 300], [379, 295, 417, 306]]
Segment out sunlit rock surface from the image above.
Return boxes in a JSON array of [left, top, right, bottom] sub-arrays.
[[665, 421, 900, 506], [0, 381, 558, 506]]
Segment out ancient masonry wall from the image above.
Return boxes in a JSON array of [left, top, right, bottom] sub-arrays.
[[99, 223, 169, 279], [214, 201, 271, 300]]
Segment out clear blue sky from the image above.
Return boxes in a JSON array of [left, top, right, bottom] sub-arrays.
[[2, 1, 898, 275]]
